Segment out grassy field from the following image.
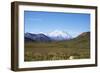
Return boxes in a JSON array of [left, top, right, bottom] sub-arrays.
[[24, 39, 90, 61]]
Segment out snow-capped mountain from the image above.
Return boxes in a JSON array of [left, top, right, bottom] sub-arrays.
[[24, 30, 72, 42], [46, 30, 72, 41]]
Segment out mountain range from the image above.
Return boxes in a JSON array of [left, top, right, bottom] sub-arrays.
[[25, 30, 72, 42], [25, 30, 90, 42], [25, 33, 51, 42]]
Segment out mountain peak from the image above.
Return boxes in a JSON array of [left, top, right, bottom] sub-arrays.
[[47, 30, 72, 41]]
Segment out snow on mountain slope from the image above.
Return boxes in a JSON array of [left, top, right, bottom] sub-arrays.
[[25, 30, 72, 42], [46, 30, 72, 41]]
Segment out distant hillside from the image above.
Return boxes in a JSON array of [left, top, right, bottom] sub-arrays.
[[75, 32, 90, 39], [25, 33, 51, 42], [66, 32, 90, 49]]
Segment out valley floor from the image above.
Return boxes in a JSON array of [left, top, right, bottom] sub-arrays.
[[24, 41, 90, 61]]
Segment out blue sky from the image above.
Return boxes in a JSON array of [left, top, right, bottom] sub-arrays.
[[24, 11, 90, 37]]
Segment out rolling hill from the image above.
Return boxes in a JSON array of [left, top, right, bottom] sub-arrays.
[[66, 32, 90, 49]]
